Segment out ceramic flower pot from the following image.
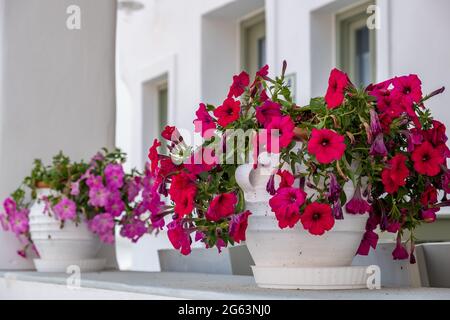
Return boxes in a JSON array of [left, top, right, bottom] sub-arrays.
[[29, 188, 106, 272], [235, 153, 369, 290]]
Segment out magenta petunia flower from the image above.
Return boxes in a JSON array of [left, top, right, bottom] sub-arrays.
[[356, 230, 379, 256], [3, 198, 17, 216], [105, 194, 125, 217], [86, 175, 103, 189], [307, 128, 346, 164], [194, 103, 216, 138], [265, 116, 295, 153], [421, 208, 439, 223], [9, 210, 29, 236], [369, 134, 388, 157], [345, 185, 371, 215], [392, 238, 409, 260], [88, 186, 110, 208], [269, 187, 306, 229], [126, 177, 142, 203], [70, 181, 80, 196], [227, 71, 250, 98], [104, 164, 125, 191], [53, 197, 77, 221], [89, 213, 115, 244], [120, 217, 147, 243], [256, 100, 282, 127]]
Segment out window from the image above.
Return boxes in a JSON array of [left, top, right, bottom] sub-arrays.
[[157, 84, 168, 155], [337, 2, 376, 87], [142, 76, 169, 165], [241, 12, 266, 77]]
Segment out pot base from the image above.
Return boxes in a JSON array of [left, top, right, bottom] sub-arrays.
[[252, 266, 370, 290], [34, 258, 106, 273]]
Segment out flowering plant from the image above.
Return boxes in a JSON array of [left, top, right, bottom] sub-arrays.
[[1, 149, 158, 257], [148, 61, 449, 263]]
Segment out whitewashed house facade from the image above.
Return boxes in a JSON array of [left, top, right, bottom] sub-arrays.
[[1, 0, 450, 272], [116, 0, 450, 271]]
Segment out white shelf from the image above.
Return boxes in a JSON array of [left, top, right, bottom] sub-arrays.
[[2, 271, 450, 300]]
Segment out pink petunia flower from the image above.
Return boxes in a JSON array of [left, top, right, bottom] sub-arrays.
[[53, 197, 77, 221], [104, 164, 125, 191], [89, 213, 115, 244], [120, 217, 147, 243], [9, 210, 29, 236], [88, 186, 110, 208]]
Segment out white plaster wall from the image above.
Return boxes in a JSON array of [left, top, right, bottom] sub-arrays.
[[0, 0, 117, 269], [388, 0, 450, 130]]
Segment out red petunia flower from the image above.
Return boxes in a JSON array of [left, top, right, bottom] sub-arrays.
[[277, 170, 295, 189], [229, 210, 252, 243], [206, 193, 238, 222], [392, 74, 423, 104], [421, 185, 438, 207], [148, 139, 161, 173], [412, 141, 445, 177], [256, 65, 269, 78], [269, 187, 307, 229], [307, 128, 346, 164], [228, 71, 250, 98], [194, 103, 216, 138], [301, 202, 335, 236], [161, 126, 176, 142], [325, 68, 350, 109], [169, 172, 197, 216], [265, 116, 295, 153], [256, 100, 281, 127], [381, 154, 409, 194], [213, 98, 241, 128], [167, 220, 192, 255]]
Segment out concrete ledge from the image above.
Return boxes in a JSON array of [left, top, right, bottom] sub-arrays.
[[2, 271, 450, 300]]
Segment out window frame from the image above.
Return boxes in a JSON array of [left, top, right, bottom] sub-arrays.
[[336, 1, 376, 87], [240, 11, 266, 76]]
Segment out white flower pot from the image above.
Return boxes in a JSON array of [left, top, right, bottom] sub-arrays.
[[235, 154, 369, 289], [29, 189, 105, 272]]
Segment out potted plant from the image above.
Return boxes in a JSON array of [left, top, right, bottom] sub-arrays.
[[146, 61, 449, 289], [1, 149, 158, 272]]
